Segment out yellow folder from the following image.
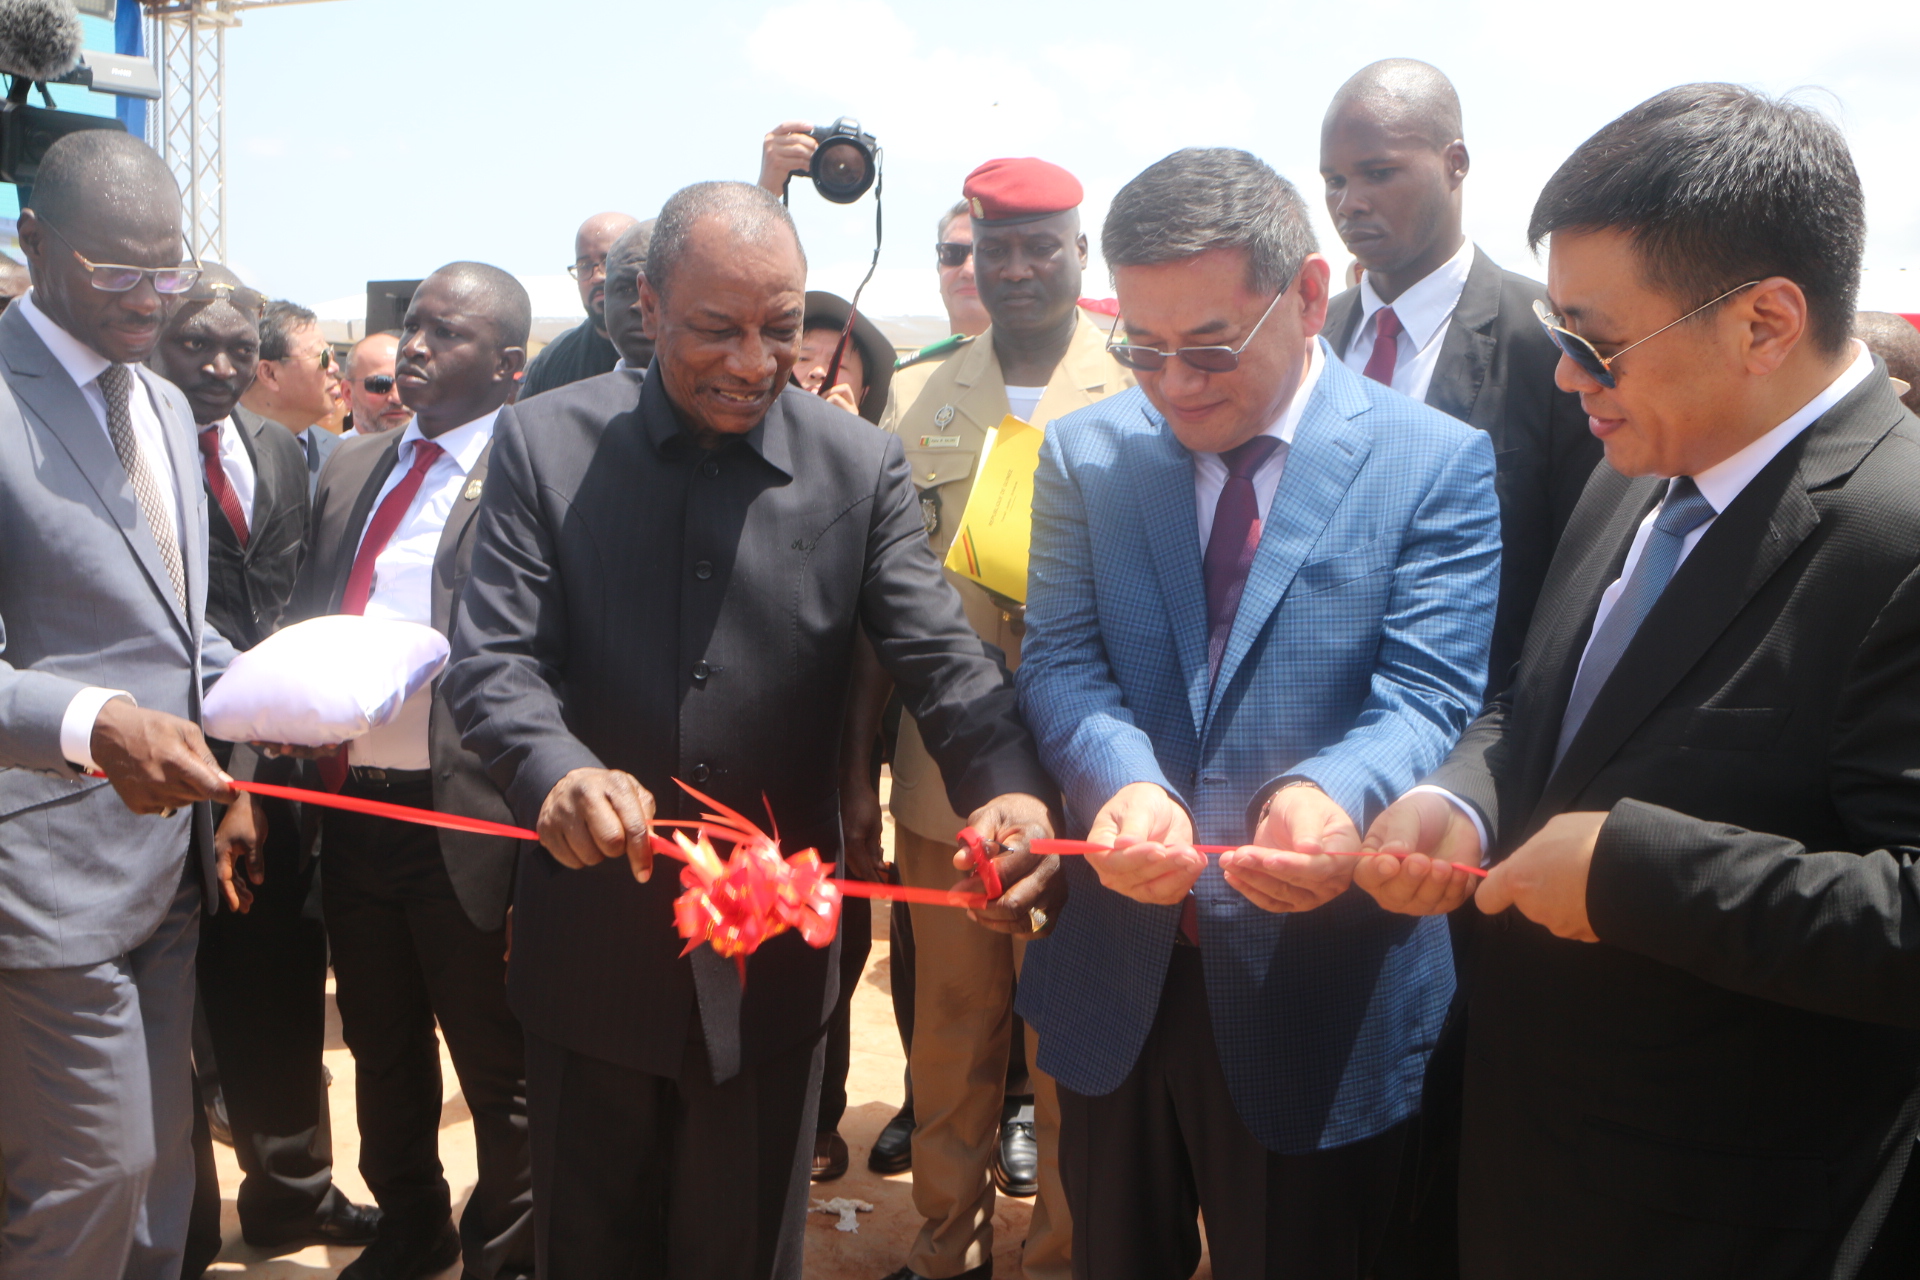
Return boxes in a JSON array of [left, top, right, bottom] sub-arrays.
[[943, 415, 1045, 603]]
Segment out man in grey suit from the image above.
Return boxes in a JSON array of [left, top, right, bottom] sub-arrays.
[[0, 132, 240, 1278], [238, 299, 339, 495]]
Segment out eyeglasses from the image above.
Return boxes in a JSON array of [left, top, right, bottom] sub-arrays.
[[566, 258, 607, 281], [317, 346, 333, 372], [1105, 280, 1291, 374], [36, 217, 202, 294], [180, 280, 265, 318], [935, 242, 972, 268], [1532, 281, 1759, 389], [361, 374, 395, 395]]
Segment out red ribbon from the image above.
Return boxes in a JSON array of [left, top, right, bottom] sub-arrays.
[[1027, 837, 1489, 877]]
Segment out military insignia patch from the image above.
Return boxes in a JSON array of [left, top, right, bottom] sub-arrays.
[[933, 404, 957, 428], [920, 490, 940, 537]]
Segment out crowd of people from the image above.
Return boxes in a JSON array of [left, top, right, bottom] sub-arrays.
[[3, 52, 1920, 1280]]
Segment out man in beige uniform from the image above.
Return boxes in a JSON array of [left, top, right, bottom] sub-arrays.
[[877, 158, 1133, 1280]]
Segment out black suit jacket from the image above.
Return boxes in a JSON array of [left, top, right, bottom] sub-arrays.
[[444, 367, 1054, 1082], [288, 426, 524, 933], [203, 410, 309, 652], [1326, 248, 1600, 689], [1428, 365, 1920, 1279]]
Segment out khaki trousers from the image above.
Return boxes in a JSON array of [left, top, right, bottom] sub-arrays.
[[899, 826, 1070, 1280]]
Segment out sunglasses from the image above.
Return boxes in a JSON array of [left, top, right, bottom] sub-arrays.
[[362, 374, 396, 395], [1105, 280, 1291, 374], [37, 216, 202, 295], [1532, 281, 1758, 389], [181, 280, 266, 318], [935, 241, 972, 268]]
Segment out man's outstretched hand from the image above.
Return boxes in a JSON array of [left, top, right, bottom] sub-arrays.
[[1352, 789, 1486, 916], [538, 768, 657, 882], [91, 697, 233, 816], [950, 792, 1058, 935], [1081, 782, 1204, 906], [1220, 781, 1361, 914]]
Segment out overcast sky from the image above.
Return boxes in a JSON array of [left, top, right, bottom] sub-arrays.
[[212, 0, 1919, 320]]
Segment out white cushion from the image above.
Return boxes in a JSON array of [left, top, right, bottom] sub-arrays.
[[203, 615, 450, 746]]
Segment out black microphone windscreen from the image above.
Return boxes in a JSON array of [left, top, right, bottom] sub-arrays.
[[0, 0, 81, 83]]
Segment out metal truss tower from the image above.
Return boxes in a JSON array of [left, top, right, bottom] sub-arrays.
[[141, 0, 341, 263]]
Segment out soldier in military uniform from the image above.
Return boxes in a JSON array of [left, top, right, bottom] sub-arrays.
[[876, 158, 1134, 1280]]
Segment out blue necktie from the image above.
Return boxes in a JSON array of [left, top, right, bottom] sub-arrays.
[[1553, 477, 1717, 769]]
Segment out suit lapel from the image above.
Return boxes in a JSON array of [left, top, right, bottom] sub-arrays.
[[1424, 248, 1499, 425], [1207, 353, 1372, 722], [1325, 288, 1363, 359], [0, 311, 190, 637], [432, 441, 490, 633], [1128, 409, 1212, 736]]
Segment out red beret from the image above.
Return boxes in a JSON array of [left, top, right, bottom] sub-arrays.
[[963, 157, 1083, 225]]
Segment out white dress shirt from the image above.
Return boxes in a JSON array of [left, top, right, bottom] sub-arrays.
[[1004, 384, 1046, 424], [207, 413, 258, 528], [1192, 338, 1324, 547], [19, 291, 192, 772], [1341, 237, 1476, 403], [349, 412, 498, 769], [1412, 339, 1878, 855]]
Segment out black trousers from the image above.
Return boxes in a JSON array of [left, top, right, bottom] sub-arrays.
[[818, 893, 872, 1132], [194, 794, 336, 1229], [323, 777, 533, 1279], [526, 1021, 826, 1280], [1058, 947, 1409, 1280]]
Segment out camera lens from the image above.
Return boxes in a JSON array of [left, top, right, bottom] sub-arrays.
[[813, 141, 871, 202]]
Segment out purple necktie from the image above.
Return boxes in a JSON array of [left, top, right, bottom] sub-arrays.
[[1203, 434, 1282, 683]]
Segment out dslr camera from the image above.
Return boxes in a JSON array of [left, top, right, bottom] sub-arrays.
[[795, 117, 879, 204]]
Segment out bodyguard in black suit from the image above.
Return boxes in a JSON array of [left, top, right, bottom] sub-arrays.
[[1320, 59, 1600, 689], [222, 263, 536, 1280], [152, 267, 379, 1267], [444, 182, 1057, 1280], [1355, 85, 1920, 1279]]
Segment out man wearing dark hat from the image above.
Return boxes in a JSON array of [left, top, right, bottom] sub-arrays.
[[877, 156, 1133, 1280]]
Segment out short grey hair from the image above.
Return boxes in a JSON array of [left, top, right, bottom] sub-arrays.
[[936, 198, 970, 241], [647, 182, 804, 299], [1102, 148, 1316, 294]]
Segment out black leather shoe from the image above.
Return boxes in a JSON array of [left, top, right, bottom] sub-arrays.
[[813, 1130, 850, 1182], [868, 1105, 914, 1174], [992, 1099, 1038, 1197], [243, 1188, 382, 1249], [880, 1265, 990, 1280], [339, 1218, 460, 1280]]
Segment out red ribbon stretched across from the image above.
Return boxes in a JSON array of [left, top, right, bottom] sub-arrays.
[[1025, 836, 1489, 877]]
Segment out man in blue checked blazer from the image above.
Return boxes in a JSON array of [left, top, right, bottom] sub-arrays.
[[1000, 149, 1500, 1280]]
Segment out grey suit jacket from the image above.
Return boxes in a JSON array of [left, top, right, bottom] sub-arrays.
[[0, 304, 238, 968], [286, 428, 521, 932]]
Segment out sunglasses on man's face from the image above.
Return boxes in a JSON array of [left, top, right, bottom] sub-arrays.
[[935, 242, 972, 268], [36, 216, 202, 295], [361, 374, 396, 395], [1105, 280, 1292, 375], [1532, 281, 1759, 389]]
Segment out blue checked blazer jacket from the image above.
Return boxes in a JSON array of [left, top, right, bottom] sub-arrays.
[[1015, 343, 1502, 1153]]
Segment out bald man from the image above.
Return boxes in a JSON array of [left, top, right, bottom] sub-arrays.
[[223, 262, 537, 1280], [1321, 59, 1600, 694], [344, 332, 412, 436], [520, 210, 636, 399], [0, 130, 242, 1280], [1855, 312, 1920, 412]]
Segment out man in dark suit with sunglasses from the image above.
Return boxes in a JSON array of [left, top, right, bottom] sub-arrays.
[[1320, 59, 1600, 695], [239, 299, 340, 495], [344, 332, 413, 436], [1355, 85, 1920, 1279]]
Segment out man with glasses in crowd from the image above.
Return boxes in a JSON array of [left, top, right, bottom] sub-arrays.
[[151, 265, 382, 1275], [239, 298, 341, 495], [1354, 84, 1920, 1279], [1008, 147, 1500, 1279], [343, 331, 413, 436], [0, 130, 244, 1280], [873, 156, 1133, 1280], [519, 211, 636, 399]]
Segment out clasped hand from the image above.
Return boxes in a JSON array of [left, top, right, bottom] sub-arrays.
[[1079, 781, 1359, 915], [949, 792, 1058, 936]]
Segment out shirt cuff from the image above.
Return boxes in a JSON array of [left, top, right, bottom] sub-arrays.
[[60, 688, 135, 774], [1402, 784, 1491, 866]]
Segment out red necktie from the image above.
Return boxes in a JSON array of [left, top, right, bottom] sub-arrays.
[[321, 438, 444, 791], [198, 425, 249, 547], [1362, 305, 1402, 387], [1202, 434, 1281, 684]]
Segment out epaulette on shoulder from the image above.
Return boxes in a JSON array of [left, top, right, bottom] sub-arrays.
[[895, 333, 973, 370]]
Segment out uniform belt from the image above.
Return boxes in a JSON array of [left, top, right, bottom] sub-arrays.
[[346, 765, 432, 786]]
